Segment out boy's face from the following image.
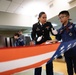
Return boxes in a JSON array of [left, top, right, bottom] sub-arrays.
[[14, 36, 18, 39], [58, 14, 69, 24]]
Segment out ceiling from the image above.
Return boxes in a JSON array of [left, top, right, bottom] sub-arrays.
[[0, 0, 51, 14]]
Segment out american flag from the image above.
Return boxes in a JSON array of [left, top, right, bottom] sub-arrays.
[[0, 40, 76, 75], [48, 39, 76, 64], [0, 43, 59, 75]]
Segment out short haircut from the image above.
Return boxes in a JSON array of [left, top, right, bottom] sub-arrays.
[[18, 30, 22, 33], [14, 33, 20, 37], [58, 10, 70, 16]]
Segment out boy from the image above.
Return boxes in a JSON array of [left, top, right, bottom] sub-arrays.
[[56, 10, 76, 75], [14, 33, 24, 46]]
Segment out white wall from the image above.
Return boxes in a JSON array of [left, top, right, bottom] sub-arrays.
[[0, 11, 32, 27], [28, 0, 76, 25], [47, 0, 76, 19]]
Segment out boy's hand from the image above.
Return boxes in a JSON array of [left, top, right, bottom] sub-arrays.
[[51, 28, 58, 35]]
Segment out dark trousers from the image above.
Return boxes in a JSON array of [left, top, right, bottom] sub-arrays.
[[34, 61, 53, 75], [64, 49, 76, 75]]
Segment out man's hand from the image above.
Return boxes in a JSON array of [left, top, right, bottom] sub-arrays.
[[51, 28, 58, 35], [30, 41, 35, 45]]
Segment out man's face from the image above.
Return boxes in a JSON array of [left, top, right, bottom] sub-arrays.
[[39, 14, 47, 24], [58, 14, 69, 24], [18, 31, 22, 35]]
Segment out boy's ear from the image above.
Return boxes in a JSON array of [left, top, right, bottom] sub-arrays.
[[69, 18, 72, 20], [67, 16, 70, 19], [68, 16, 72, 20]]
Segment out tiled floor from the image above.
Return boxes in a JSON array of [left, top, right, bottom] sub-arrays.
[[53, 61, 67, 75], [53, 60, 76, 75]]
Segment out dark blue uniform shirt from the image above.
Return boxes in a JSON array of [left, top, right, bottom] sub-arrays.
[[56, 22, 76, 42], [15, 38, 24, 46], [56, 22, 76, 56]]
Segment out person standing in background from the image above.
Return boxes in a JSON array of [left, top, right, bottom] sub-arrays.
[[14, 33, 24, 46], [31, 12, 56, 75], [18, 30, 26, 45]]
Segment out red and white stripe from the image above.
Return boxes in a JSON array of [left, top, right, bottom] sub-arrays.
[[0, 43, 60, 75]]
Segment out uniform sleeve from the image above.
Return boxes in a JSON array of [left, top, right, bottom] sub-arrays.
[[22, 35, 26, 45], [56, 30, 62, 41], [19, 39, 24, 46], [74, 24, 76, 32], [49, 22, 55, 35], [22, 35, 25, 41], [31, 25, 36, 41], [49, 22, 54, 29]]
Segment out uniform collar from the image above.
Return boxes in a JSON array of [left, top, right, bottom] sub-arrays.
[[62, 21, 70, 28], [39, 22, 43, 25], [38, 21, 46, 25]]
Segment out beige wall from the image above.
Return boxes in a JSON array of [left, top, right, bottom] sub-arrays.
[[0, 11, 32, 27], [47, 0, 76, 19]]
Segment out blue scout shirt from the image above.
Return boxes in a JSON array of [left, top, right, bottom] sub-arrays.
[[15, 38, 24, 46], [56, 22, 76, 56], [56, 22, 76, 42]]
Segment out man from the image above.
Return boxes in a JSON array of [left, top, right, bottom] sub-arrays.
[[14, 33, 24, 46], [18, 30, 26, 45]]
